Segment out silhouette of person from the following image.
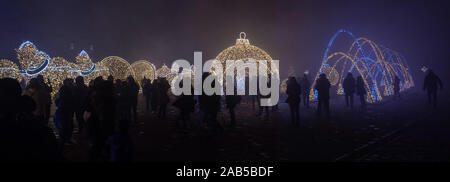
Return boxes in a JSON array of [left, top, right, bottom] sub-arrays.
[[356, 76, 366, 110], [55, 78, 75, 152], [157, 77, 170, 119], [150, 79, 159, 113], [73, 76, 89, 134], [0, 78, 28, 160], [300, 74, 311, 108], [285, 77, 301, 125], [315, 73, 330, 118], [251, 95, 257, 109], [225, 84, 241, 126], [115, 79, 128, 121], [393, 76, 401, 100], [87, 77, 116, 161], [343, 73, 356, 108], [1, 78, 59, 161], [37, 75, 52, 124], [173, 81, 196, 128], [107, 75, 114, 83], [18, 94, 58, 161], [24, 77, 51, 124], [17, 95, 37, 124], [142, 77, 152, 111], [127, 76, 139, 123], [423, 70, 443, 108], [106, 119, 134, 162], [88, 79, 94, 87], [198, 72, 222, 133]]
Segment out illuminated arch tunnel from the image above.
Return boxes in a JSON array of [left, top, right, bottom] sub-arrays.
[[309, 29, 414, 103]]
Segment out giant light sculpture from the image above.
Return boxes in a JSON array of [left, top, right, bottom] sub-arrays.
[[310, 29, 414, 103], [215, 32, 278, 92], [0, 41, 161, 96]]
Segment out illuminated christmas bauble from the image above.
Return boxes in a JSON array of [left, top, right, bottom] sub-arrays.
[[215, 32, 278, 81], [99, 56, 133, 80], [130, 60, 157, 86], [322, 66, 339, 86]]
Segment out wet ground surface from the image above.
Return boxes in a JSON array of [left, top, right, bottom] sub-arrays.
[[56, 91, 450, 162]]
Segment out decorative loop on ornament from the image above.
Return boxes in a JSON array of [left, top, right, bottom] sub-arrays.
[[239, 32, 246, 39]]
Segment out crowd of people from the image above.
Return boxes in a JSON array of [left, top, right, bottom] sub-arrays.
[[0, 68, 444, 161], [0, 77, 57, 161], [283, 69, 443, 126], [0, 73, 179, 161]]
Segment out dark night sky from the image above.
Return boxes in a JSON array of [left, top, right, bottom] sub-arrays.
[[1, 0, 449, 84]]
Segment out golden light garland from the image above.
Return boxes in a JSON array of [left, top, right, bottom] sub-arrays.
[[85, 63, 109, 82], [3, 35, 280, 99], [0, 41, 164, 98], [43, 57, 75, 97], [75, 50, 94, 71], [0, 59, 20, 80]]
